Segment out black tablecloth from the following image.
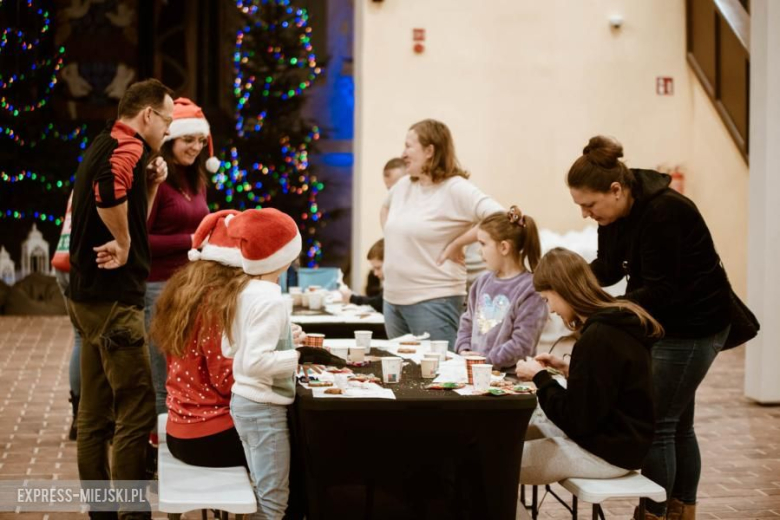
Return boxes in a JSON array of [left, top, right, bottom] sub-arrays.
[[288, 351, 536, 520]]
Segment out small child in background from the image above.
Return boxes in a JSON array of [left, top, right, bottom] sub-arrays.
[[454, 206, 548, 370], [340, 239, 384, 313], [50, 192, 82, 441], [382, 157, 407, 190]]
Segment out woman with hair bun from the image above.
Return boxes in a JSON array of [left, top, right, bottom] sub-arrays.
[[566, 135, 732, 520]]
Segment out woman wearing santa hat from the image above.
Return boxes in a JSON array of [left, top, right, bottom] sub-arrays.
[[145, 97, 219, 424]]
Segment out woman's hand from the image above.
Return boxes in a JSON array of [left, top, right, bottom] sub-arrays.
[[515, 358, 546, 381], [535, 353, 570, 377], [437, 242, 465, 266]]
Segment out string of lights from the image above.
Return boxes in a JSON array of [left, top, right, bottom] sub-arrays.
[[216, 0, 325, 266]]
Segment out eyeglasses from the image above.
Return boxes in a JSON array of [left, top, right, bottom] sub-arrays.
[[150, 107, 173, 126]]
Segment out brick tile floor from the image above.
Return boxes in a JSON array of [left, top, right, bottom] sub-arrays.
[[0, 316, 778, 519]]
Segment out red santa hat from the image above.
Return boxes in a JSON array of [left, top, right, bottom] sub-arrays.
[[165, 97, 221, 174], [226, 208, 302, 275], [187, 210, 243, 266]]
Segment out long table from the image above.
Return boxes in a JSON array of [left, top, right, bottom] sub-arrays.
[[287, 345, 536, 520], [291, 304, 387, 339]]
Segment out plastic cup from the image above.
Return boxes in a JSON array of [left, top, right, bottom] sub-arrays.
[[289, 287, 303, 306], [381, 357, 403, 384], [304, 333, 325, 348], [421, 357, 439, 379], [354, 330, 373, 349], [464, 355, 487, 385], [309, 291, 324, 310], [330, 346, 349, 362], [334, 373, 350, 390], [349, 346, 366, 363], [472, 363, 493, 391], [430, 340, 449, 355]]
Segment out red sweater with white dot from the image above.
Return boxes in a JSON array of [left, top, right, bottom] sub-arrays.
[[165, 322, 235, 439]]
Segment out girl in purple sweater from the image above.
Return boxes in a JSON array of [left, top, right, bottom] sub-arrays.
[[454, 206, 548, 369]]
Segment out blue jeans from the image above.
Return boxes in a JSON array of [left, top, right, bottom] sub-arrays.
[[144, 281, 168, 416], [230, 394, 291, 520], [54, 270, 81, 397], [642, 325, 730, 515], [383, 295, 465, 350]]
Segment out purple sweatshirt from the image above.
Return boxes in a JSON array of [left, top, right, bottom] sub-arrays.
[[455, 271, 548, 369]]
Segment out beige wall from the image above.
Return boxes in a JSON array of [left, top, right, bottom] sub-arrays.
[[354, 0, 748, 293]]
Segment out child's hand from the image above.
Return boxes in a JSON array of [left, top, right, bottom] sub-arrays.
[[459, 350, 477, 356], [291, 323, 306, 345]]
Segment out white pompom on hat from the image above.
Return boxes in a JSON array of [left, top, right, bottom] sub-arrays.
[[187, 209, 242, 266], [165, 97, 221, 173], [226, 208, 302, 275]]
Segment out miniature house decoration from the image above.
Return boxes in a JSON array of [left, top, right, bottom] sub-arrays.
[[0, 247, 15, 285], [21, 223, 51, 278]]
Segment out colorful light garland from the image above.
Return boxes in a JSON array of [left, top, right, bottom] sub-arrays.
[[216, 0, 325, 266], [0, 0, 88, 230]]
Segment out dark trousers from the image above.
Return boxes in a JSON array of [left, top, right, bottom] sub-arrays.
[[167, 426, 248, 468], [67, 299, 156, 519]]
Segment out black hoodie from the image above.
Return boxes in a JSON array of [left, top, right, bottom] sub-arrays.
[[590, 169, 730, 339], [533, 308, 654, 470]]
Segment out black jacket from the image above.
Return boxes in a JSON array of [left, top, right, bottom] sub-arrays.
[[533, 308, 655, 470], [350, 291, 383, 313], [68, 121, 151, 307], [590, 169, 730, 338]]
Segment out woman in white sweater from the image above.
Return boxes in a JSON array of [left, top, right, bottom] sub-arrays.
[[380, 119, 503, 348]]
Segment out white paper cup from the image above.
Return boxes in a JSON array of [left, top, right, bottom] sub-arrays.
[[354, 330, 373, 349], [289, 287, 303, 306], [309, 291, 324, 310], [430, 340, 449, 355], [421, 357, 439, 379], [381, 357, 403, 384], [472, 363, 493, 391], [334, 373, 350, 390], [349, 346, 366, 363], [330, 346, 349, 362], [425, 352, 445, 363]]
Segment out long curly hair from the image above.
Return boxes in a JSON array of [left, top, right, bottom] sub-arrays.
[[150, 260, 254, 357]]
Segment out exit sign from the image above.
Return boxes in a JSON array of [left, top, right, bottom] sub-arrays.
[[656, 77, 674, 95]]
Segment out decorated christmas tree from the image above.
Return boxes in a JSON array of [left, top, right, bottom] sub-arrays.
[[213, 0, 324, 266], [0, 0, 89, 263]]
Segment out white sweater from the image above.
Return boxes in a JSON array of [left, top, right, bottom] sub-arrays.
[[383, 176, 504, 305], [222, 280, 299, 405]]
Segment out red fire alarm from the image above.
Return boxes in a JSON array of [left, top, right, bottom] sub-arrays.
[[656, 77, 674, 95], [413, 28, 425, 54]]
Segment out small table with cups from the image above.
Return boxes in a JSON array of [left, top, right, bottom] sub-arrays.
[[287, 336, 537, 520]]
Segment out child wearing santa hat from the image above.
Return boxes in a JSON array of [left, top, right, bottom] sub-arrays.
[[145, 97, 217, 421], [151, 208, 339, 514]]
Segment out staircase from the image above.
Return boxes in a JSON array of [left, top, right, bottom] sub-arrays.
[[686, 0, 750, 162]]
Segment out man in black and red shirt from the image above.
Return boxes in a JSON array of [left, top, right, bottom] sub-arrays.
[[67, 79, 174, 520]]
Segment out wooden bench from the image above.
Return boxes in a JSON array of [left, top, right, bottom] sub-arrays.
[[156, 414, 257, 519]]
